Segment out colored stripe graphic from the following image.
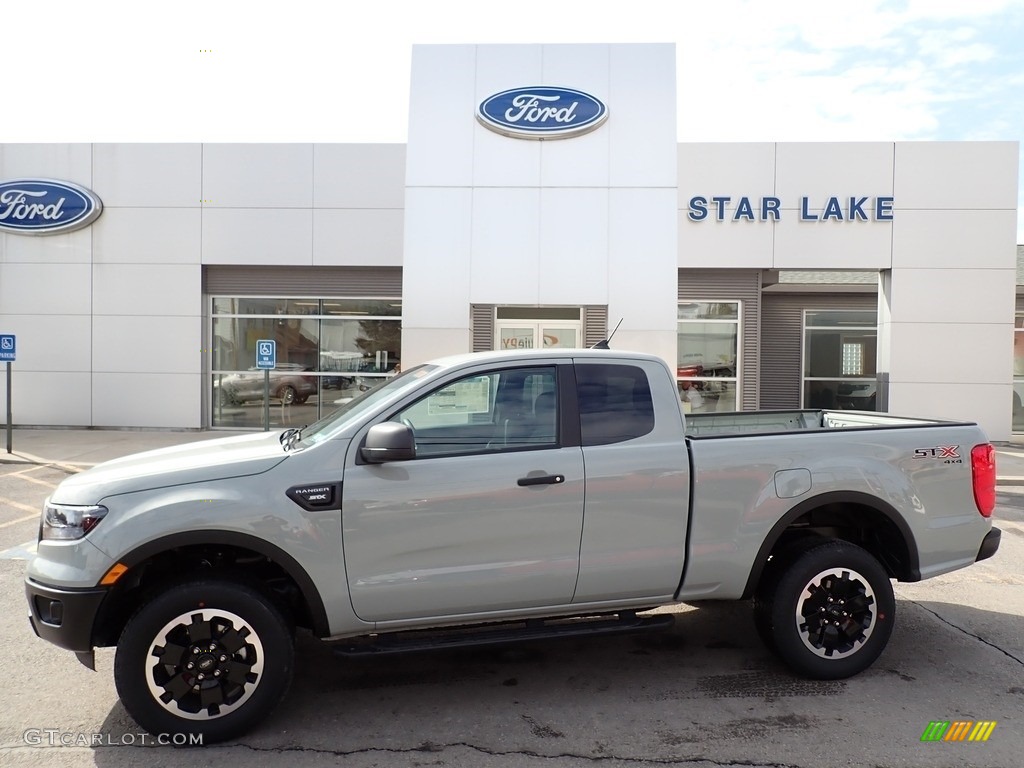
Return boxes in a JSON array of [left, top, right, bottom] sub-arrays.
[[921, 721, 997, 742], [969, 722, 997, 742], [921, 722, 949, 741], [944, 721, 972, 741]]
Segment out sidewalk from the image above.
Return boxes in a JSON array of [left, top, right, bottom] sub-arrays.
[[4, 427, 1024, 485]]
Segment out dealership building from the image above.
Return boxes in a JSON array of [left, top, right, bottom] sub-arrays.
[[0, 44, 1019, 439]]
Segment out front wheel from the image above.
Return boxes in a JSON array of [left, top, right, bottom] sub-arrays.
[[114, 579, 294, 743], [766, 540, 894, 680]]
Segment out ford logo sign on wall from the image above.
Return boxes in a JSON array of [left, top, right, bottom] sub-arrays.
[[477, 87, 608, 140], [0, 179, 103, 236]]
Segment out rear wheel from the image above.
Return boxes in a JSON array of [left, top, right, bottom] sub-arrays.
[[765, 540, 894, 679], [114, 579, 294, 743], [752, 536, 822, 654], [279, 386, 297, 405]]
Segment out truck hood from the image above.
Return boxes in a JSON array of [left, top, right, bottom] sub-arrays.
[[50, 431, 289, 505]]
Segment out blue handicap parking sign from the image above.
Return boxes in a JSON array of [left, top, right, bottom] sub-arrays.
[[256, 339, 276, 370], [0, 334, 15, 362]]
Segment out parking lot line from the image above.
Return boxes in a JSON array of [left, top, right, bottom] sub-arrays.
[[0, 540, 37, 560], [6, 473, 58, 490], [0, 498, 38, 516], [3, 450, 87, 473], [0, 513, 38, 530]]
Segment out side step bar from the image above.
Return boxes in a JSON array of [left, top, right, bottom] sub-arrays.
[[332, 611, 675, 658]]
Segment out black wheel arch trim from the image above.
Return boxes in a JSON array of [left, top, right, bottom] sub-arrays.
[[112, 530, 331, 638], [741, 490, 921, 600]]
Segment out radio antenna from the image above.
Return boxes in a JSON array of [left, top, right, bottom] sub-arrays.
[[590, 318, 623, 349]]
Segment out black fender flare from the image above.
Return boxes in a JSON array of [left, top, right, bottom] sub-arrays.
[[741, 490, 921, 599], [111, 529, 331, 638]]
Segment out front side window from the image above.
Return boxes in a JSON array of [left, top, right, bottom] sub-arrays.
[[394, 367, 558, 458], [803, 310, 878, 410], [677, 301, 740, 413]]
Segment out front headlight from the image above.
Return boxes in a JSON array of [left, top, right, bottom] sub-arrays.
[[41, 501, 108, 541]]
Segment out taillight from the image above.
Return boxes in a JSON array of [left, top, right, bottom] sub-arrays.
[[970, 443, 996, 518]]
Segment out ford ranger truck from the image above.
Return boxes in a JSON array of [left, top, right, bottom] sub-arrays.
[[25, 349, 1000, 742]]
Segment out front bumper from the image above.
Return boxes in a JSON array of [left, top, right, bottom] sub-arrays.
[[26, 578, 107, 654], [976, 527, 1001, 563]]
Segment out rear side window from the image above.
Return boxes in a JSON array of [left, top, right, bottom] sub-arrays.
[[576, 364, 655, 446]]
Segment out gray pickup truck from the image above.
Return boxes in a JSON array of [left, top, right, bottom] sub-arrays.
[[25, 349, 1001, 742]]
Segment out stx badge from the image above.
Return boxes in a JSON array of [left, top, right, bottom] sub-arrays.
[[913, 445, 960, 460]]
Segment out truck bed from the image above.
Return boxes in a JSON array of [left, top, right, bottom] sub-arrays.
[[684, 409, 958, 437]]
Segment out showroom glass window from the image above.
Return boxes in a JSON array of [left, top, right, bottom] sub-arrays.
[[802, 310, 878, 410], [1013, 315, 1024, 432], [676, 302, 739, 412], [211, 298, 402, 429]]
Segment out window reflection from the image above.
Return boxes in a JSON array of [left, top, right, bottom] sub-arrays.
[[677, 301, 740, 410], [803, 310, 878, 411], [211, 296, 401, 428], [1013, 317, 1024, 432]]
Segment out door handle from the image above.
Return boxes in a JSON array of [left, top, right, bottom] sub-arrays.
[[517, 474, 565, 487]]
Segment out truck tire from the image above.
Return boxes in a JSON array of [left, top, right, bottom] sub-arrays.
[[114, 579, 294, 744], [752, 536, 824, 654], [767, 540, 894, 680], [752, 576, 779, 653]]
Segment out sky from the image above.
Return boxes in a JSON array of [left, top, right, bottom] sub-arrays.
[[3, 0, 1023, 240]]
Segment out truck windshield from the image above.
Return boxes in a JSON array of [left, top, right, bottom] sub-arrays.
[[297, 365, 439, 447]]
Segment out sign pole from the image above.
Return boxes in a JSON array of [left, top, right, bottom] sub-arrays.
[[5, 361, 11, 454], [1, 335, 14, 454], [255, 339, 276, 433], [263, 370, 270, 432]]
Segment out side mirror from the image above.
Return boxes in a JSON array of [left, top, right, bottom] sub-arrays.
[[361, 422, 416, 463]]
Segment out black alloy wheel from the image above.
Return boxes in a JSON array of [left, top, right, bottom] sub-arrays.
[[766, 540, 894, 680], [114, 579, 294, 743]]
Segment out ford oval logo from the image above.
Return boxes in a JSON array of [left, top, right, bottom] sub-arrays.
[[477, 86, 608, 140], [0, 179, 103, 236]]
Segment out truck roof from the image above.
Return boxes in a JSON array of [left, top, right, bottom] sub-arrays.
[[424, 347, 668, 369]]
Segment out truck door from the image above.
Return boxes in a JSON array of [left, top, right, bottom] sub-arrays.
[[571, 360, 691, 603], [341, 363, 585, 623]]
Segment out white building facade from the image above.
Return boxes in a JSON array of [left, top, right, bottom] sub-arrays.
[[0, 44, 1019, 438]]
